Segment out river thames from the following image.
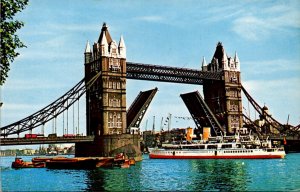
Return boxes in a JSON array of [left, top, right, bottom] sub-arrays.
[[1, 153, 300, 191]]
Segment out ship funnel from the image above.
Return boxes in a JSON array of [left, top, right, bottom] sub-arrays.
[[203, 127, 211, 141]]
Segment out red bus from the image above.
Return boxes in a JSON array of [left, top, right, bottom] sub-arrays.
[[63, 134, 75, 138], [24, 134, 44, 138]]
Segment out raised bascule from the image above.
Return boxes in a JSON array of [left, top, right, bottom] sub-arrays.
[[1, 23, 299, 156]]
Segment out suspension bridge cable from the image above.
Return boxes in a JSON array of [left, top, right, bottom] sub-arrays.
[[0, 71, 102, 137]]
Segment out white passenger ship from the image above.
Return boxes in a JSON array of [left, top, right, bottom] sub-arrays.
[[149, 135, 286, 159]]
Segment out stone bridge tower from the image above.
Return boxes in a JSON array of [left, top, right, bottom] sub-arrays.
[[76, 23, 141, 160], [202, 42, 243, 134], [84, 23, 127, 137]]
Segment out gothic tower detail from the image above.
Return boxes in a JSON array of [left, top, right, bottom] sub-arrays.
[[203, 42, 243, 134], [84, 23, 127, 137], [84, 41, 92, 64]]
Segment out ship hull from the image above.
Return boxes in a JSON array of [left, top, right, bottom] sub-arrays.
[[149, 148, 285, 159], [149, 154, 285, 159]]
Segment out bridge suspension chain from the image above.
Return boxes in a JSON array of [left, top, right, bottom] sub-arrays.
[[242, 114, 262, 137], [241, 85, 283, 130], [241, 85, 299, 136], [1, 72, 101, 137]]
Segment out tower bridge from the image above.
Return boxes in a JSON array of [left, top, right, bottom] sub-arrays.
[[1, 23, 299, 156]]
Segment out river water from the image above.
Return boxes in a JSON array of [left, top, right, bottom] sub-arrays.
[[1, 153, 300, 191]]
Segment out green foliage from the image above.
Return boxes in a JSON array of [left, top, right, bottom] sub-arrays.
[[0, 0, 29, 85]]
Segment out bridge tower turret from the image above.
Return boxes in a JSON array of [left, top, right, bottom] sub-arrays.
[[203, 42, 243, 134], [77, 23, 141, 159], [84, 22, 127, 136], [84, 41, 92, 64]]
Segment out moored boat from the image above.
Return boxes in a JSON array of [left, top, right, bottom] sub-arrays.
[[149, 135, 286, 159], [45, 157, 114, 169], [11, 157, 45, 168]]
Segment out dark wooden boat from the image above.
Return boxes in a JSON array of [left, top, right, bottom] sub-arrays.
[[45, 157, 114, 169]]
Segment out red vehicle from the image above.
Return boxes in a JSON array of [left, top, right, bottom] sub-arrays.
[[24, 134, 44, 139], [63, 134, 75, 138]]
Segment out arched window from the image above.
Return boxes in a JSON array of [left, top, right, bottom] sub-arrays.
[[108, 112, 122, 128]]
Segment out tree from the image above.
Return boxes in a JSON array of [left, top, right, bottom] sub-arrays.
[[0, 0, 29, 86]]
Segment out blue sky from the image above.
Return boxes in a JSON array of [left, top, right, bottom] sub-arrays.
[[1, 0, 300, 139]]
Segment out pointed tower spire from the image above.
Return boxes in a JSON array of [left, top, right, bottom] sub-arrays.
[[234, 51, 240, 71], [85, 41, 92, 53], [100, 31, 108, 46], [98, 22, 113, 44], [118, 35, 126, 59], [201, 57, 207, 71], [212, 42, 229, 71], [118, 35, 125, 48], [221, 47, 228, 71], [84, 40, 92, 64], [100, 31, 108, 56], [202, 56, 207, 66], [234, 51, 239, 63]]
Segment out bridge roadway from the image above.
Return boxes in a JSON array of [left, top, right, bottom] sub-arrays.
[[1, 134, 299, 146], [0, 136, 94, 146]]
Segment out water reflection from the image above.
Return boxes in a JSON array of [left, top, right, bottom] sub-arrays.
[[85, 162, 143, 191], [190, 159, 248, 191], [84, 156, 248, 191], [2, 154, 300, 191]]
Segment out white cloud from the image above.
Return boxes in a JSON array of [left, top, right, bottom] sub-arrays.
[[232, 16, 269, 41], [242, 59, 300, 75], [21, 23, 100, 36], [2, 103, 43, 113], [242, 78, 300, 125], [232, 3, 300, 41], [135, 15, 164, 22], [2, 103, 43, 126], [2, 78, 68, 91]]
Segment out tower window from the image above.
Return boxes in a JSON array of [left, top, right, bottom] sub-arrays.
[[109, 97, 120, 107], [108, 112, 122, 129], [109, 58, 120, 72], [230, 116, 239, 129]]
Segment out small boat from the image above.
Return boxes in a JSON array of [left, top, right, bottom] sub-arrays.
[[112, 153, 132, 168], [11, 157, 45, 168], [120, 159, 130, 168], [129, 158, 136, 166], [149, 134, 286, 159]]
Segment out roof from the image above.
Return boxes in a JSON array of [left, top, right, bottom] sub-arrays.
[[97, 22, 113, 44], [212, 42, 228, 66]]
